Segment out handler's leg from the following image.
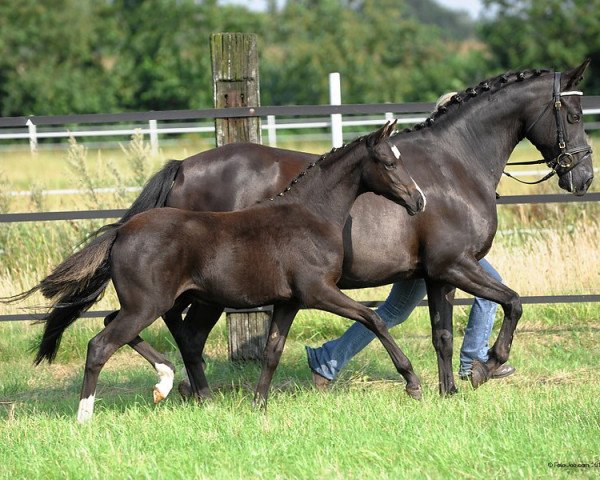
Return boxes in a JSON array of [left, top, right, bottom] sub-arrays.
[[305, 282, 422, 398], [458, 259, 515, 380], [306, 279, 426, 383]]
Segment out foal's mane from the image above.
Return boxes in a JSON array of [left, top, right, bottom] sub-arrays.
[[397, 68, 552, 134], [259, 132, 370, 203]]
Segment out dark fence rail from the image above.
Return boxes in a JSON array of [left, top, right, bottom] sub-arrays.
[[1, 101, 599, 322], [2, 193, 599, 224], [1, 96, 600, 128]]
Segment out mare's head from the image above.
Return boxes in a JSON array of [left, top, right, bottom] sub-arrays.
[[524, 59, 593, 195], [363, 121, 426, 215]]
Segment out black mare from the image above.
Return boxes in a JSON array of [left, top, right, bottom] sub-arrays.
[[20, 61, 594, 409], [15, 124, 426, 422]]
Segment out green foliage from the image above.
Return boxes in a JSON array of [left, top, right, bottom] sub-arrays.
[[0, 0, 491, 115], [479, 0, 600, 92]]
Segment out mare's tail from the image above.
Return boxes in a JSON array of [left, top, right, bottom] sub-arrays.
[[117, 159, 182, 225]]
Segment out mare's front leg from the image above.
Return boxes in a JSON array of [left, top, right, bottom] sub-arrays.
[[104, 310, 177, 403], [434, 257, 522, 389], [425, 281, 458, 396], [253, 302, 301, 410], [305, 282, 422, 399]]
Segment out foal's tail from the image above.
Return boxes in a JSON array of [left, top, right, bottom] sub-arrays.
[[25, 229, 119, 364], [3, 160, 182, 364]]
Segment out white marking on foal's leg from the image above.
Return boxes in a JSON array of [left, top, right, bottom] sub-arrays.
[[153, 363, 175, 403], [77, 394, 96, 424]]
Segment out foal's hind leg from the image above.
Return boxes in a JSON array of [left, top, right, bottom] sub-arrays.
[[425, 281, 458, 396], [104, 311, 176, 403], [434, 258, 522, 389], [253, 301, 301, 410], [306, 283, 422, 399], [163, 302, 224, 401], [78, 307, 159, 423]]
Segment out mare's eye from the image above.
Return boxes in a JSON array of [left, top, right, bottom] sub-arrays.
[[568, 112, 581, 124]]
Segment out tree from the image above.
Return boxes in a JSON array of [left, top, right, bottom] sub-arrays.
[[479, 0, 600, 93], [0, 0, 122, 116]]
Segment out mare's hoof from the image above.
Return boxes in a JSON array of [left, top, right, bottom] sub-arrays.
[[178, 379, 192, 399], [470, 360, 490, 389], [405, 385, 423, 401], [252, 396, 268, 411], [441, 384, 459, 397]]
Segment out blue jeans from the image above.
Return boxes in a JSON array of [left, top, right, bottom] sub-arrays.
[[306, 259, 501, 380]]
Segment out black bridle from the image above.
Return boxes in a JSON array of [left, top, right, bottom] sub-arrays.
[[503, 71, 592, 185]]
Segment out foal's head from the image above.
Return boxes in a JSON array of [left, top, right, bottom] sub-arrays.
[[363, 122, 426, 215]]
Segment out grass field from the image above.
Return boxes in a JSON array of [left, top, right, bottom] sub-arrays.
[[0, 306, 599, 479], [0, 133, 599, 478]]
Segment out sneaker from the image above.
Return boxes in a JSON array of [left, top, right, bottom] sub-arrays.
[[459, 363, 516, 381], [491, 363, 516, 379], [311, 370, 331, 390]]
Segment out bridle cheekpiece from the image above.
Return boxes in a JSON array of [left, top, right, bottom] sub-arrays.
[[504, 71, 592, 185]]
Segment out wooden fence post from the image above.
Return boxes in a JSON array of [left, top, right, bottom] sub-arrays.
[[210, 32, 271, 362]]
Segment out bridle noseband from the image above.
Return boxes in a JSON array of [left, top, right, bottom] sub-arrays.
[[504, 71, 592, 185]]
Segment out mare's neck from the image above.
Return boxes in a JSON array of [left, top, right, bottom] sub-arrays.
[[406, 81, 542, 190], [278, 142, 367, 227]]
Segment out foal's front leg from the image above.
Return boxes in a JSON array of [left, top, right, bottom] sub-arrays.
[[306, 282, 422, 399], [425, 281, 458, 396], [253, 302, 301, 410]]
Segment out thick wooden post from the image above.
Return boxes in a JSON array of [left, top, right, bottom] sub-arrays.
[[210, 32, 271, 362]]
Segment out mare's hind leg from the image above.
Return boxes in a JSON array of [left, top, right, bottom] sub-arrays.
[[78, 307, 159, 423], [253, 301, 301, 410], [104, 311, 176, 403], [305, 283, 422, 399], [434, 257, 522, 389], [425, 281, 458, 396], [163, 302, 223, 401]]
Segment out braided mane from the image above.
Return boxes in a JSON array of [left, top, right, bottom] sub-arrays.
[[398, 68, 552, 134], [259, 132, 369, 202]]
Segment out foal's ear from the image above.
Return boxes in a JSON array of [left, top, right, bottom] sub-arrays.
[[564, 58, 591, 89]]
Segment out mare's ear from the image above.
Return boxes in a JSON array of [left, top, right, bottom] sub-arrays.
[[564, 58, 591, 89]]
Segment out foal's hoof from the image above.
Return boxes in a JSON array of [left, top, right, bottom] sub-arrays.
[[470, 360, 490, 389], [153, 387, 165, 404], [405, 385, 423, 401]]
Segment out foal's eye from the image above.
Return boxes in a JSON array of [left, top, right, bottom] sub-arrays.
[[384, 163, 396, 171]]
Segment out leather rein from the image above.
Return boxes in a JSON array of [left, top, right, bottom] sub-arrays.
[[503, 71, 592, 185]]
